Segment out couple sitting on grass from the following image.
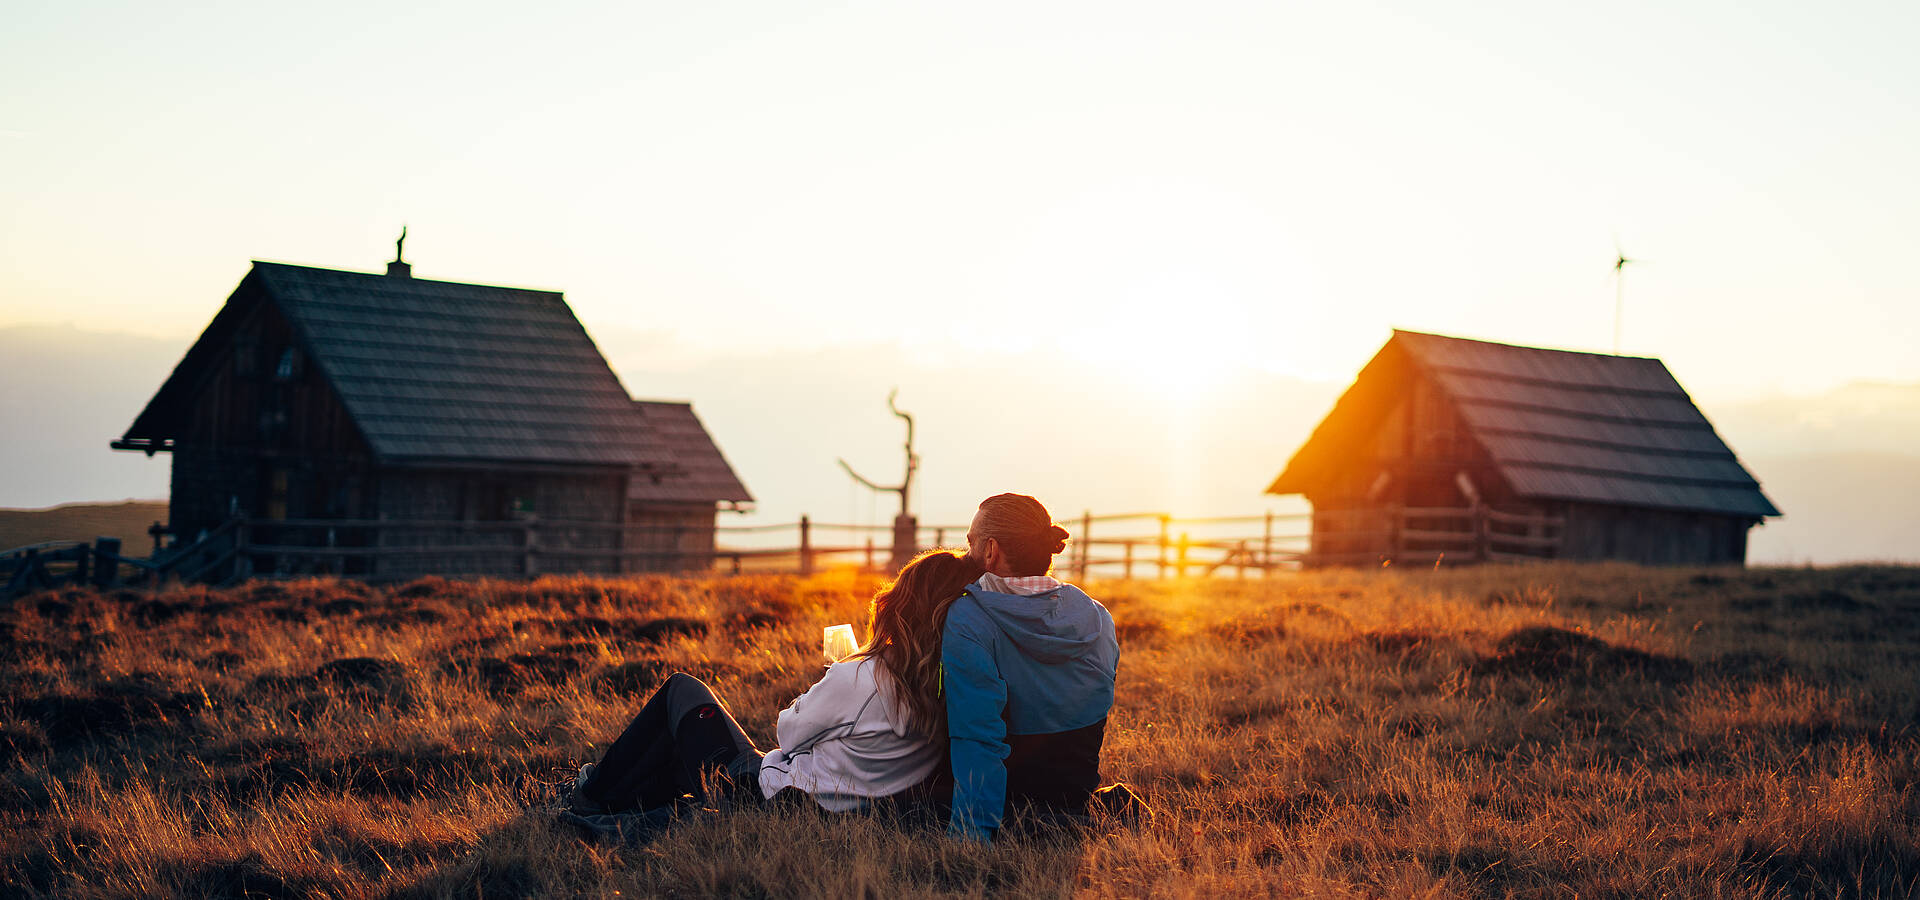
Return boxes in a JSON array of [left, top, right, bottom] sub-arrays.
[[562, 492, 1127, 843]]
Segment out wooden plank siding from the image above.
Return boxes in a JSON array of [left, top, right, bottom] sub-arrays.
[[166, 295, 374, 542], [115, 259, 753, 582], [1271, 330, 1779, 567]]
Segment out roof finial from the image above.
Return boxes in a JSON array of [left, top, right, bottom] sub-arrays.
[[387, 225, 412, 278]]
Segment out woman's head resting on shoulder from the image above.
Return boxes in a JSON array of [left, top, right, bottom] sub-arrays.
[[852, 549, 985, 736], [967, 493, 1070, 577]]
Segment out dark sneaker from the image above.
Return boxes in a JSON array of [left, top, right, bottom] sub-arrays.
[[561, 763, 607, 816]]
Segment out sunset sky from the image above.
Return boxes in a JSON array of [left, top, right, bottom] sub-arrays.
[[3, 2, 1917, 560]]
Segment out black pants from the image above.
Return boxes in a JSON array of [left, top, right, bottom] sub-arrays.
[[580, 672, 763, 812]]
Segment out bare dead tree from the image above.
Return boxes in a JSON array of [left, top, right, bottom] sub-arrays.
[[837, 390, 921, 570]]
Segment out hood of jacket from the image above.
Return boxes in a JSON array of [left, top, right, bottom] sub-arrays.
[[961, 582, 1109, 664]]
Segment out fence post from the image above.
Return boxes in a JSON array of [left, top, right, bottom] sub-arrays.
[[73, 543, 90, 587], [934, 527, 945, 548], [891, 513, 917, 573], [18, 548, 42, 593], [1157, 515, 1170, 579], [92, 537, 121, 589], [1177, 532, 1190, 579], [1237, 540, 1249, 580], [1263, 511, 1274, 577], [1123, 541, 1134, 580], [865, 536, 875, 571], [798, 515, 814, 575], [1078, 511, 1091, 582]]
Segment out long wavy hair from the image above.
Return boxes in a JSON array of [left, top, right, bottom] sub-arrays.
[[848, 549, 984, 737]]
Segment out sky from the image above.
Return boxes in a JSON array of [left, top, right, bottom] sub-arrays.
[[3, 2, 1918, 561]]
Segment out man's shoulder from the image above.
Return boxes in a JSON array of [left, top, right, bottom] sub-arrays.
[[1054, 585, 1117, 630], [1054, 583, 1104, 607], [943, 591, 998, 639]]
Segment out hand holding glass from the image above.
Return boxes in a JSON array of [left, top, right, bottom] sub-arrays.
[[822, 624, 858, 665]]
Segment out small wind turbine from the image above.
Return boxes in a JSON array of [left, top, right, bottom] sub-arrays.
[[1611, 238, 1634, 355]]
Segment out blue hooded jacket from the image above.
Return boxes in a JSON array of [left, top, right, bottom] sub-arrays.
[[941, 581, 1119, 841]]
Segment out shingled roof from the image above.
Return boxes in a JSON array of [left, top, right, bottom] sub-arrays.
[[628, 400, 754, 506], [1268, 330, 1779, 519], [122, 261, 673, 470]]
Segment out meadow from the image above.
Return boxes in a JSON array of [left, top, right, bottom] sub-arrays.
[[1, 563, 1916, 898], [0, 501, 167, 553]]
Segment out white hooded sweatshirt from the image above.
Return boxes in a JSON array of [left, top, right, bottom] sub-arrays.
[[757, 657, 939, 811]]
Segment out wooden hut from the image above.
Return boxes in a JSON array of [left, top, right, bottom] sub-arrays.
[[112, 257, 750, 579], [626, 400, 754, 570], [1267, 330, 1780, 567]]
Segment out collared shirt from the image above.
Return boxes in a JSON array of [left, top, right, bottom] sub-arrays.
[[976, 572, 1064, 596]]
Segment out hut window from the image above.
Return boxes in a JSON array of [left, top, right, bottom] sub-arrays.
[[274, 347, 300, 382]]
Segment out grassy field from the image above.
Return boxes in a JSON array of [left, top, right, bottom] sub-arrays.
[[0, 501, 168, 552], [1, 563, 1916, 898]]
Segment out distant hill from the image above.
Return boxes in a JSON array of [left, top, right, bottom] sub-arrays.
[[1744, 452, 1920, 564], [0, 500, 169, 553]]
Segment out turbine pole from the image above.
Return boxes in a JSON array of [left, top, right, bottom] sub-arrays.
[[1612, 246, 1632, 355], [1613, 266, 1623, 355]]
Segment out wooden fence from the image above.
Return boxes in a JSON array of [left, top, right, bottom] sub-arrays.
[[1, 537, 168, 598], [1303, 504, 1564, 568], [1037, 512, 1310, 580], [1, 503, 1563, 595], [717, 505, 1563, 576], [708, 512, 1312, 579]]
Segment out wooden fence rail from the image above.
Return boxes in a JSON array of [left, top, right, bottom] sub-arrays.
[[2, 502, 1565, 595]]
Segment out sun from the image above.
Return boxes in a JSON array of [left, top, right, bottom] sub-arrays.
[[1146, 338, 1238, 398], [1067, 311, 1250, 404]]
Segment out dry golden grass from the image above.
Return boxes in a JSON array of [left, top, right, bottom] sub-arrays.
[[2, 564, 1916, 898]]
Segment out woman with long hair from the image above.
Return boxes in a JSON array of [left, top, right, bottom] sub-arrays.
[[566, 550, 983, 823]]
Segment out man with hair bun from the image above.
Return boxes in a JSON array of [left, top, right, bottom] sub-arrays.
[[942, 493, 1119, 841]]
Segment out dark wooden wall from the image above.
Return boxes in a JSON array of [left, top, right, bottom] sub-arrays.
[[626, 501, 719, 573], [168, 300, 373, 541], [1305, 366, 1502, 508], [1559, 503, 1751, 565], [371, 468, 627, 577], [177, 300, 367, 456], [1305, 364, 1508, 562]]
